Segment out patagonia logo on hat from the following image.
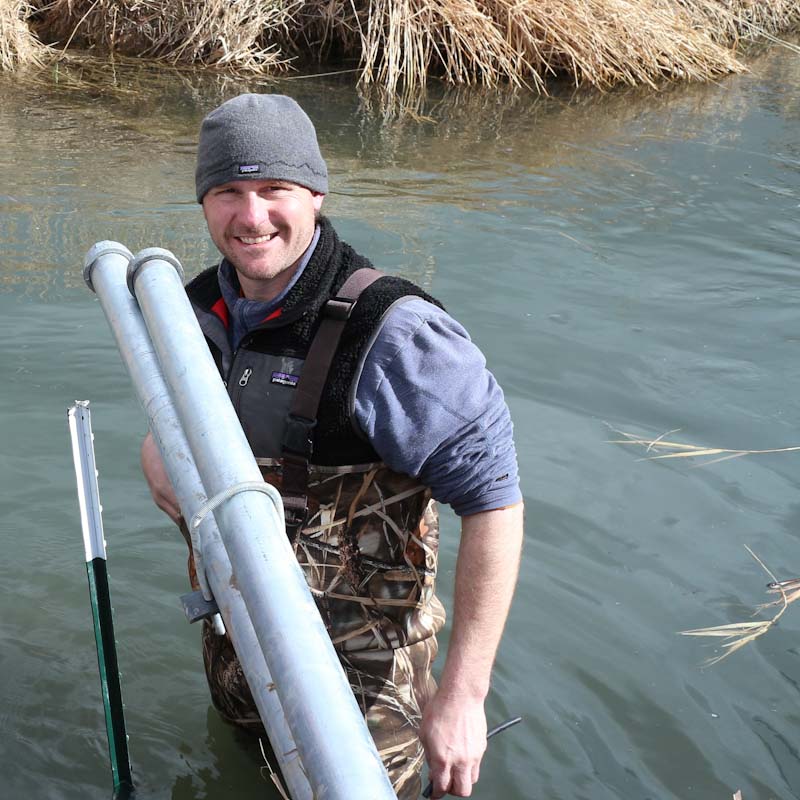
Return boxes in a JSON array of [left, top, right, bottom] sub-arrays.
[[271, 371, 299, 387], [238, 163, 261, 174]]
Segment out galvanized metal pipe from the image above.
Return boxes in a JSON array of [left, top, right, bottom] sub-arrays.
[[83, 243, 313, 800], [126, 246, 394, 799]]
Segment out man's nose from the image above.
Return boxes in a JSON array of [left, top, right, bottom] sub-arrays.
[[238, 191, 269, 226]]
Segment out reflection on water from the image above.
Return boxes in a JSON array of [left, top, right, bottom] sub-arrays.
[[1, 44, 799, 800]]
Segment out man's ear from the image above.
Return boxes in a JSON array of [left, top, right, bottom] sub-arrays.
[[312, 192, 325, 212]]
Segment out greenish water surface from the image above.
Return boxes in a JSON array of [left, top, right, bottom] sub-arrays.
[[1, 50, 799, 799]]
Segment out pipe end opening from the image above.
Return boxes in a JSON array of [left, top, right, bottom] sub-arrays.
[[128, 248, 186, 297], [83, 241, 133, 293]]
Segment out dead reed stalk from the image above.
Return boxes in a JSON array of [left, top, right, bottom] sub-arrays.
[[0, 0, 49, 70]]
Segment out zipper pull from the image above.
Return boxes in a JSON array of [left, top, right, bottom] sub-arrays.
[[238, 367, 253, 387]]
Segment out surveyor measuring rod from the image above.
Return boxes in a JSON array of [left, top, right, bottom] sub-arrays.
[[68, 401, 134, 799]]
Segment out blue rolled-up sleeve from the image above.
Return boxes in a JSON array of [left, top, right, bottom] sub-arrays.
[[353, 298, 521, 516]]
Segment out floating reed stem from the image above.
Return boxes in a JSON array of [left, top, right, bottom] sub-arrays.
[[607, 426, 800, 467], [611, 427, 800, 664], [680, 547, 800, 666]]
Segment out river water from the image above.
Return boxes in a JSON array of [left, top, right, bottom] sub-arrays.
[[1, 47, 799, 800]]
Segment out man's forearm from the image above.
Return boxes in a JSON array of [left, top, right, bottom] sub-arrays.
[[439, 503, 524, 701], [420, 503, 524, 798]]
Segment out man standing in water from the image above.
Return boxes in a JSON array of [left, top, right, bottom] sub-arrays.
[[141, 93, 523, 799]]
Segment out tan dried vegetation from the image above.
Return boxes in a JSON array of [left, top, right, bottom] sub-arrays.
[[33, 0, 299, 70], [681, 547, 800, 666], [611, 427, 800, 665], [1, 1, 48, 70], [1, 0, 799, 92]]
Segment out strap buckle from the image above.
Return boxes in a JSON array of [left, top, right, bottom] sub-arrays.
[[282, 494, 309, 538], [325, 297, 355, 321], [282, 414, 316, 459]]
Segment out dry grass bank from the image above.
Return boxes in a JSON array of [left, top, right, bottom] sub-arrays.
[[4, 1, 800, 92], [674, 0, 800, 43], [297, 0, 746, 94], [32, 0, 297, 71], [0, 0, 48, 70]]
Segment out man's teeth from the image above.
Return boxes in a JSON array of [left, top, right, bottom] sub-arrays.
[[238, 234, 273, 244]]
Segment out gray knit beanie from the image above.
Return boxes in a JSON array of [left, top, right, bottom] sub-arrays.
[[195, 93, 328, 202]]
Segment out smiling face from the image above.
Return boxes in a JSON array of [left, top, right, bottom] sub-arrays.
[[202, 178, 325, 302]]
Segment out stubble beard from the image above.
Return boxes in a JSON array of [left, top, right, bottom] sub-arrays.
[[224, 223, 314, 299]]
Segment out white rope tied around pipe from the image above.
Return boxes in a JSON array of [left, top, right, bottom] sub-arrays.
[[191, 481, 284, 532], [190, 481, 284, 637]]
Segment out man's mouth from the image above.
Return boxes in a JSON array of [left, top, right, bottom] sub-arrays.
[[236, 233, 275, 244]]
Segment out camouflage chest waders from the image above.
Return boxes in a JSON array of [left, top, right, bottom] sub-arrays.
[[181, 461, 445, 798]]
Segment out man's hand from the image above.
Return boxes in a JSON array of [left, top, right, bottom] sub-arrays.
[[421, 503, 524, 797], [140, 431, 181, 524], [420, 690, 487, 797]]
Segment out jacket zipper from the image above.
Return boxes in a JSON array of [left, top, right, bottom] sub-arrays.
[[227, 352, 253, 412]]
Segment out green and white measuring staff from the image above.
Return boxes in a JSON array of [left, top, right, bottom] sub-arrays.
[[68, 401, 134, 799]]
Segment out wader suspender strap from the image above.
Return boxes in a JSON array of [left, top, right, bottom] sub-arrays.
[[281, 268, 385, 528]]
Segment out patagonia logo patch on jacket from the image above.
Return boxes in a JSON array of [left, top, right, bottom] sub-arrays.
[[271, 371, 299, 387]]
